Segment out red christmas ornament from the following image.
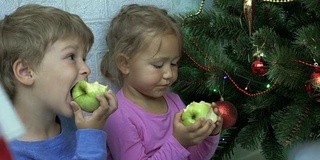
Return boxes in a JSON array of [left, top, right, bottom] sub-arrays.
[[251, 58, 268, 76], [216, 99, 238, 129], [0, 137, 13, 160], [305, 70, 320, 102]]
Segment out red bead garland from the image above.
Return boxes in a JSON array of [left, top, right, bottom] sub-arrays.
[[182, 49, 277, 96]]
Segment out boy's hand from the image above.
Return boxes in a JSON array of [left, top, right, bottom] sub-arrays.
[[173, 110, 215, 148], [71, 90, 118, 130], [210, 102, 223, 136]]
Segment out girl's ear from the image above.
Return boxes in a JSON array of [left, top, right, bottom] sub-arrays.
[[116, 53, 130, 75], [12, 59, 35, 86]]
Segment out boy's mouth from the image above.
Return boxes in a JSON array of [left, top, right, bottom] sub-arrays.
[[70, 84, 76, 99]]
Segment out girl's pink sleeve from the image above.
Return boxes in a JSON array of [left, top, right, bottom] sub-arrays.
[[106, 111, 190, 160], [187, 134, 220, 160]]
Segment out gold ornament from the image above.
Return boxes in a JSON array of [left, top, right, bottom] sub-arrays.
[[263, 0, 294, 2], [244, 0, 255, 36], [183, 0, 206, 23]]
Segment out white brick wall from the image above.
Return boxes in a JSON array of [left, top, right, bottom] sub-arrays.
[[0, 0, 212, 91]]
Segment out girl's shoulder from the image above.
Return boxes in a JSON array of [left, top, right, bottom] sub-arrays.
[[164, 92, 185, 110], [164, 91, 180, 100]]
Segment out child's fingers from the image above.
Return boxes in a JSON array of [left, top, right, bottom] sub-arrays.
[[92, 95, 109, 119], [173, 110, 184, 126], [198, 119, 214, 135], [70, 101, 84, 126], [187, 118, 204, 132], [213, 108, 220, 115], [96, 94, 109, 108], [212, 102, 221, 114], [211, 102, 218, 108], [104, 90, 118, 112], [92, 90, 118, 120], [70, 101, 80, 112]]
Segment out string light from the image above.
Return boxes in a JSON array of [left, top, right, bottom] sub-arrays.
[[245, 81, 251, 91], [181, 49, 277, 96], [266, 84, 271, 88]]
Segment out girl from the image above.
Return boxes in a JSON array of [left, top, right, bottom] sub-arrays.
[[101, 4, 222, 160]]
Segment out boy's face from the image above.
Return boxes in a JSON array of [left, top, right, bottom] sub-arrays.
[[124, 34, 180, 98], [32, 37, 91, 117]]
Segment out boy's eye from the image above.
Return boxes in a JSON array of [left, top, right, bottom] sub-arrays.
[[67, 54, 75, 60]]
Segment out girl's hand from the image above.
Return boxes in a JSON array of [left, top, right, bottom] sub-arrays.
[[173, 110, 215, 148], [210, 102, 223, 136]]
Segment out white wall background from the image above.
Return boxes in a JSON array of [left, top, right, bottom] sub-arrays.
[[0, 0, 213, 92]]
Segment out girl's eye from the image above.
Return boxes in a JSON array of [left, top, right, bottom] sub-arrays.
[[171, 60, 180, 66], [153, 63, 163, 68], [171, 63, 178, 66]]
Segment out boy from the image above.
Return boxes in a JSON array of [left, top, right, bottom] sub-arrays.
[[0, 4, 117, 159]]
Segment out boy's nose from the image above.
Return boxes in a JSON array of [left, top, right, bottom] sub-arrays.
[[80, 62, 91, 76]]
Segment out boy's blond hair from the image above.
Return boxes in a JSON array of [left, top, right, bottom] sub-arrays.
[[100, 4, 182, 86], [0, 4, 94, 100]]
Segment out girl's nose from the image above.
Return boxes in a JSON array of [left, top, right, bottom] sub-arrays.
[[163, 67, 173, 79]]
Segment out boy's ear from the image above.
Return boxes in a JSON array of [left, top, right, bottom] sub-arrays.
[[116, 54, 130, 75], [12, 59, 35, 85]]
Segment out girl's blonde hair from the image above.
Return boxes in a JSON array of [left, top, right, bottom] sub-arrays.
[[0, 4, 94, 100], [100, 4, 182, 86]]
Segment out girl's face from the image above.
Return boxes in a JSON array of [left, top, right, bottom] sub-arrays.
[[32, 37, 91, 117], [123, 34, 180, 98]]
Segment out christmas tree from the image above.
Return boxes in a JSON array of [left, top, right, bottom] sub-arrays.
[[172, 0, 320, 159]]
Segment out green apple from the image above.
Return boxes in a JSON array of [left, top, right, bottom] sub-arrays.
[[72, 80, 109, 113], [181, 101, 217, 126]]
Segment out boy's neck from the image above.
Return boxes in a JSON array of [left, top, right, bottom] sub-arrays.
[[13, 94, 61, 141], [16, 114, 61, 141]]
